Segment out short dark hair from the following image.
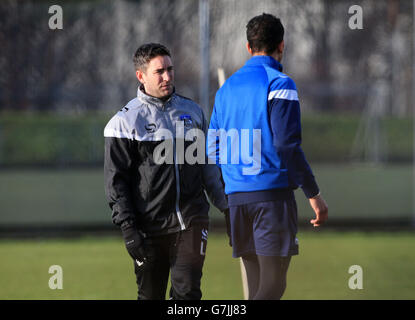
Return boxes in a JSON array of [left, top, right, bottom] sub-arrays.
[[246, 13, 284, 55], [133, 43, 171, 71]]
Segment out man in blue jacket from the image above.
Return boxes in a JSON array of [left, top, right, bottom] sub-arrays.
[[208, 13, 328, 300]]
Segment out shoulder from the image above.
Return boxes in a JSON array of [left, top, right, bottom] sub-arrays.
[[268, 73, 298, 102], [175, 93, 200, 108], [104, 98, 141, 139], [174, 93, 206, 118], [175, 93, 194, 103], [269, 72, 297, 91]]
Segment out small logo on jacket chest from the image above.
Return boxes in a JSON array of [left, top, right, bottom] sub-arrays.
[[180, 114, 193, 128], [145, 123, 157, 133]]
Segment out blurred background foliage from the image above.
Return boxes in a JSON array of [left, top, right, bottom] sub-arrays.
[[1, 0, 414, 301], [0, 113, 411, 166], [0, 0, 413, 230]]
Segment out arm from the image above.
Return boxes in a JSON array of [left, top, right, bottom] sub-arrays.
[[104, 122, 137, 227], [202, 164, 228, 212], [269, 97, 319, 198], [104, 115, 146, 263], [201, 108, 228, 212], [268, 84, 328, 226], [206, 102, 221, 167], [205, 100, 231, 245]]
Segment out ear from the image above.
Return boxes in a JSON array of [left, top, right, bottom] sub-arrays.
[[136, 69, 145, 84], [246, 42, 253, 56], [278, 40, 285, 53]]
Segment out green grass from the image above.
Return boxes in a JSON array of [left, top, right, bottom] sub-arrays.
[[284, 231, 415, 299], [1, 231, 415, 300], [0, 165, 413, 299]]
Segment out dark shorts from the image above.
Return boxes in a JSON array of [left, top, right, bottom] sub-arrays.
[[229, 199, 299, 258]]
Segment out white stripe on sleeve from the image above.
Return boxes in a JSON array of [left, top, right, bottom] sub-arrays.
[[104, 127, 133, 139], [268, 89, 298, 101]]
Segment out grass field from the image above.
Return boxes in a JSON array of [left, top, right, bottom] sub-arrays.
[[0, 164, 413, 299], [1, 231, 415, 300]]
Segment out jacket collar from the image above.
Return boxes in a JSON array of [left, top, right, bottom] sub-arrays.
[[244, 55, 283, 72], [137, 84, 175, 109]]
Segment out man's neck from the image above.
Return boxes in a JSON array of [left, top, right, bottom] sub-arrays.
[[140, 85, 172, 102], [252, 52, 282, 62]]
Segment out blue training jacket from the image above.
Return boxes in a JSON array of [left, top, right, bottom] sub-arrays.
[[208, 56, 319, 203]]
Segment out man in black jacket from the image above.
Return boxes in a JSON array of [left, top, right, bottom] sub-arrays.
[[104, 43, 228, 300]]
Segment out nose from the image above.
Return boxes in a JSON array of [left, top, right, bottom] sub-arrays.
[[163, 70, 172, 82]]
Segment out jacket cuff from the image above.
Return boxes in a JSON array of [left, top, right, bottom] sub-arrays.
[[302, 179, 320, 199], [216, 198, 229, 212], [120, 218, 136, 231]]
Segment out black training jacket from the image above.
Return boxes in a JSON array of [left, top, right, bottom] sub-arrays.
[[104, 86, 228, 237]]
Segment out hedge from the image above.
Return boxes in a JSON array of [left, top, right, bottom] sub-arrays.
[[0, 112, 412, 166]]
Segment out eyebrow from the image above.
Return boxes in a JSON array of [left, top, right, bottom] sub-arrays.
[[154, 66, 174, 73]]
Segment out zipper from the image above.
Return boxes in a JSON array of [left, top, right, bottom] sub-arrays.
[[174, 162, 186, 230], [162, 100, 186, 231]]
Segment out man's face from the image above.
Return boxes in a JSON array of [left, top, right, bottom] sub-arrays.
[[137, 55, 174, 99]]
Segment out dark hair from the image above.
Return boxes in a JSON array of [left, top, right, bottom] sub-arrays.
[[246, 13, 284, 55], [133, 43, 171, 71]]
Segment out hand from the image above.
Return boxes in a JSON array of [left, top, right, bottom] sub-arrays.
[[223, 209, 232, 247], [309, 194, 328, 227], [120, 220, 147, 265]]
